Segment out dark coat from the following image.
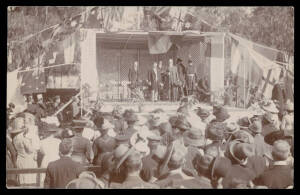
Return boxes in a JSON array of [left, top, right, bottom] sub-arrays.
[[92, 136, 116, 165], [148, 69, 161, 91], [177, 63, 186, 84], [256, 165, 293, 189], [128, 68, 139, 89], [71, 135, 94, 165], [272, 83, 286, 115], [154, 171, 196, 188], [110, 175, 159, 189], [222, 164, 256, 188], [44, 156, 85, 189], [182, 146, 200, 177], [140, 154, 160, 182]]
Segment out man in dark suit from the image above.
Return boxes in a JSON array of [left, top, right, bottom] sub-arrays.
[[272, 77, 286, 120], [176, 58, 187, 99], [148, 62, 161, 101], [167, 59, 179, 101], [255, 140, 293, 189], [44, 139, 85, 188], [128, 61, 139, 98]]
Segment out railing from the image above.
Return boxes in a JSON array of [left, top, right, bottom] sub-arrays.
[[6, 166, 101, 189]]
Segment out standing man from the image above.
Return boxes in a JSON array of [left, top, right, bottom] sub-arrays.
[[128, 61, 139, 98], [36, 94, 47, 120], [148, 62, 160, 102], [176, 58, 187, 99], [272, 76, 287, 120], [167, 59, 179, 102], [71, 97, 80, 119], [44, 139, 85, 189], [186, 59, 197, 96], [158, 60, 164, 101]]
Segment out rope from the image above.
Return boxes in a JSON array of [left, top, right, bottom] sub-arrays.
[[17, 63, 77, 73]]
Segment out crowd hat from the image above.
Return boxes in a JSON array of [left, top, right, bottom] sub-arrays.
[[177, 58, 183, 62], [9, 117, 26, 134], [229, 140, 255, 163], [285, 101, 294, 111], [237, 117, 251, 130], [125, 150, 143, 168], [71, 119, 88, 129], [150, 108, 165, 113], [226, 122, 240, 135], [125, 113, 139, 123], [169, 116, 178, 128], [130, 132, 150, 154], [66, 171, 104, 189], [183, 129, 206, 147], [248, 120, 262, 134], [233, 130, 254, 144], [192, 153, 214, 175], [61, 128, 75, 139], [213, 107, 230, 122], [175, 115, 192, 131], [211, 156, 232, 180], [262, 101, 279, 113], [204, 144, 220, 158], [206, 122, 226, 141], [123, 109, 135, 118], [264, 130, 293, 146]]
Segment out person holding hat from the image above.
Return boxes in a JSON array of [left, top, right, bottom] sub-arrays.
[[10, 117, 38, 185], [70, 119, 94, 165], [39, 125, 63, 187], [110, 147, 159, 189], [186, 59, 197, 96], [153, 141, 195, 188], [182, 128, 206, 177], [92, 117, 116, 166], [44, 139, 85, 189], [280, 100, 294, 132], [140, 134, 163, 182], [255, 140, 293, 189]]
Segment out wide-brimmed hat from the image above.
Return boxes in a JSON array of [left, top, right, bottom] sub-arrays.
[[213, 107, 230, 122], [192, 153, 214, 175], [211, 156, 232, 180], [125, 113, 139, 122], [226, 122, 240, 135], [206, 122, 226, 141], [262, 101, 279, 113], [233, 130, 254, 144], [61, 129, 75, 139], [71, 119, 88, 129], [175, 115, 192, 131], [237, 117, 251, 130], [285, 101, 294, 111], [248, 120, 262, 134], [9, 117, 26, 134], [264, 130, 293, 146], [229, 140, 255, 163], [183, 129, 206, 147], [66, 171, 104, 189]]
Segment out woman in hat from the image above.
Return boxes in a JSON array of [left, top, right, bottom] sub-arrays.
[[92, 117, 116, 167], [10, 117, 37, 185], [39, 125, 63, 187], [280, 101, 294, 132]]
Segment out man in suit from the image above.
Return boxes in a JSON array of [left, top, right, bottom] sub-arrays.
[[272, 77, 287, 120], [148, 62, 161, 102], [186, 59, 197, 96], [176, 58, 187, 99], [128, 61, 139, 98], [71, 97, 80, 119], [44, 139, 85, 188], [255, 140, 293, 189], [167, 58, 179, 102]]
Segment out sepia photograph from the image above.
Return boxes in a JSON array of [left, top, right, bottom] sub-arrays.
[[6, 6, 294, 189]]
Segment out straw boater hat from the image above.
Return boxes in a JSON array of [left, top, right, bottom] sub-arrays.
[[9, 117, 26, 134], [262, 101, 279, 113], [229, 140, 255, 164], [183, 128, 206, 148]]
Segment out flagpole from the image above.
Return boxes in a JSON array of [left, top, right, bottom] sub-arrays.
[[243, 56, 246, 109]]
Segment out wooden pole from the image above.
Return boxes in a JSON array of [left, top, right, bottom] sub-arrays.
[[52, 92, 81, 116]]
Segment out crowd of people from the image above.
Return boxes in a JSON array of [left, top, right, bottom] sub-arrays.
[[6, 91, 294, 188]]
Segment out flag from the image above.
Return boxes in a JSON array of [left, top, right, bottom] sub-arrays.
[[148, 32, 184, 54], [19, 67, 46, 95], [63, 33, 76, 64]]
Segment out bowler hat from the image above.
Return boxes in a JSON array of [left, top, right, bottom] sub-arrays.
[[206, 122, 226, 141], [183, 129, 206, 147], [211, 156, 232, 180], [226, 122, 240, 134], [214, 107, 230, 122], [248, 120, 262, 134], [229, 140, 255, 164], [71, 119, 88, 129]]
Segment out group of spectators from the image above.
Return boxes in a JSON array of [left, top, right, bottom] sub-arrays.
[[6, 95, 294, 189]]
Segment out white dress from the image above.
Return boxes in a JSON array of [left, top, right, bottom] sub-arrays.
[[13, 132, 37, 185], [39, 136, 61, 186]]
